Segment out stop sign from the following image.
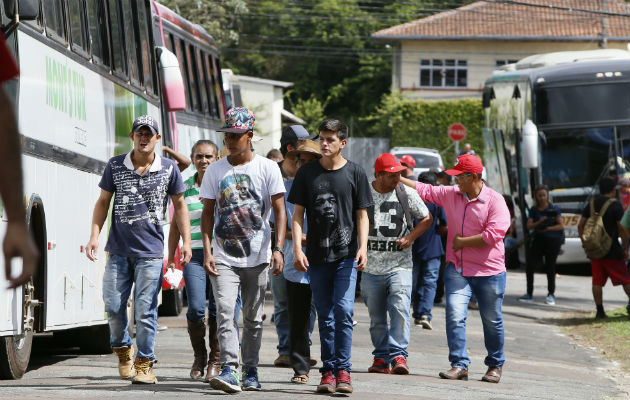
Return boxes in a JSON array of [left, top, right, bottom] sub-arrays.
[[448, 123, 467, 142]]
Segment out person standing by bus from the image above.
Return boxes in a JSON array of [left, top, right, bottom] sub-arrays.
[[0, 32, 39, 288], [86, 115, 192, 384], [401, 153, 510, 384], [289, 119, 373, 394], [200, 107, 286, 393], [519, 185, 564, 305]]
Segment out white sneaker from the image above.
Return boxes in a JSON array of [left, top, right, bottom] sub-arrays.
[[545, 294, 556, 305]]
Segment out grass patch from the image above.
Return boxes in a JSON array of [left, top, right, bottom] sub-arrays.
[[553, 307, 629, 372]]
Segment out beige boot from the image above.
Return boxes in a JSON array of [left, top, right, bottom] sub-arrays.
[[204, 318, 221, 382], [187, 318, 207, 380], [132, 357, 157, 384], [112, 346, 135, 379]]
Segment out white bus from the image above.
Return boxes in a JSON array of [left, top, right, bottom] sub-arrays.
[[482, 50, 630, 265], [0, 0, 224, 378]]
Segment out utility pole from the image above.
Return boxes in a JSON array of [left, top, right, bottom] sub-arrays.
[[599, 0, 608, 48]]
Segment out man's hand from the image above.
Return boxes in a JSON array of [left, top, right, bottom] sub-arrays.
[[355, 246, 367, 271], [204, 253, 218, 276], [270, 250, 284, 276], [86, 236, 99, 261], [4, 222, 38, 289], [180, 243, 192, 267], [294, 249, 309, 272], [396, 235, 414, 249], [452, 234, 464, 251]]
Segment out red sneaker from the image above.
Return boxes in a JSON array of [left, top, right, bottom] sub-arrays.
[[336, 370, 353, 393], [391, 356, 409, 375], [368, 357, 391, 373], [316, 370, 336, 393]]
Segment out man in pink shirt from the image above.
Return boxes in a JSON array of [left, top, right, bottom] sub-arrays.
[[401, 154, 510, 383]]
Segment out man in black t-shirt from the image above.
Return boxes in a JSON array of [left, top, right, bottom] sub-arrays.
[[288, 119, 373, 394], [578, 177, 630, 319]]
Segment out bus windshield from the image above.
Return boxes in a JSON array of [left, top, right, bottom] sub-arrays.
[[541, 126, 630, 189]]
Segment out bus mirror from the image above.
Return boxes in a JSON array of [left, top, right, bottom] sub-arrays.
[[2, 0, 39, 20], [156, 47, 186, 112], [522, 119, 538, 169]]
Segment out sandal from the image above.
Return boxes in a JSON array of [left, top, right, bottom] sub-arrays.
[[291, 374, 309, 384]]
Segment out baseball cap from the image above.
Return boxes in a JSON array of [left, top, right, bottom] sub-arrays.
[[286, 140, 322, 159], [617, 177, 630, 188], [444, 154, 484, 176], [217, 107, 255, 133], [132, 115, 159, 135], [400, 155, 416, 168], [375, 153, 407, 174], [281, 125, 317, 146]]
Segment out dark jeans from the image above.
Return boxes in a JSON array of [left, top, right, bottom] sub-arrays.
[[527, 236, 563, 296], [287, 280, 316, 375]]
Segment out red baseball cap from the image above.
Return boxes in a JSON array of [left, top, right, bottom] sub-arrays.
[[400, 155, 416, 168], [444, 154, 484, 176], [375, 153, 407, 174]]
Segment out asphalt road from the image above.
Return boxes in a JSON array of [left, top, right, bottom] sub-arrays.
[[0, 270, 628, 399]]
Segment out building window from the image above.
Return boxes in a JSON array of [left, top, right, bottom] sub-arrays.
[[495, 59, 518, 69], [419, 59, 467, 88]]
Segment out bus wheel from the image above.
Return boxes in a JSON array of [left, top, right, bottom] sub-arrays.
[[158, 288, 183, 317], [0, 280, 37, 379]]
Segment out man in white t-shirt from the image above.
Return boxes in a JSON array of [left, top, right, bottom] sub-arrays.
[[363, 153, 431, 375], [200, 107, 286, 393]]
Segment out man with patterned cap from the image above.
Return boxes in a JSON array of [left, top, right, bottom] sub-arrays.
[[200, 107, 286, 393], [86, 114, 192, 384], [363, 153, 431, 376], [401, 153, 510, 384]]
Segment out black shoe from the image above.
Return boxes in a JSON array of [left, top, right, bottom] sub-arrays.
[[595, 309, 607, 319]]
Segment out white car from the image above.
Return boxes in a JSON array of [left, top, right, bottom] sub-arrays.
[[390, 147, 444, 177]]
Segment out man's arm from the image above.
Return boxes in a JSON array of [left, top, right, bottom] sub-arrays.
[[396, 214, 433, 249], [577, 216, 586, 237], [618, 220, 629, 260], [201, 198, 217, 275], [0, 89, 39, 288], [452, 234, 487, 251], [171, 193, 191, 266], [292, 204, 309, 271], [270, 193, 286, 276], [163, 145, 191, 172], [86, 189, 114, 261], [355, 208, 369, 270], [167, 218, 181, 270]]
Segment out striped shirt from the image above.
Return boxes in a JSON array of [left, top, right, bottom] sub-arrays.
[[183, 173, 204, 250]]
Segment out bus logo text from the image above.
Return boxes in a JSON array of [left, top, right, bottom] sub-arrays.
[[45, 56, 87, 121]]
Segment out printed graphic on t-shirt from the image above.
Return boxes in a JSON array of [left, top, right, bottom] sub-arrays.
[[313, 180, 352, 254], [111, 162, 173, 225], [215, 173, 265, 258]]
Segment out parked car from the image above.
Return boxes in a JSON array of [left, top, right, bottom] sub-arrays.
[[390, 147, 444, 176]]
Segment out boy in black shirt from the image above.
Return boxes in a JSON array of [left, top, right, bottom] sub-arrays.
[[288, 119, 373, 394]]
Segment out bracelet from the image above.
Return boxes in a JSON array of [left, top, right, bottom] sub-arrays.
[[272, 247, 284, 258]]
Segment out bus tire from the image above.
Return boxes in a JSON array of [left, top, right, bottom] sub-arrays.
[[0, 280, 36, 380], [78, 324, 112, 354], [158, 288, 183, 316]]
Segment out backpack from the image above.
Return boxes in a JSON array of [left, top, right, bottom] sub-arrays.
[[580, 198, 615, 259]]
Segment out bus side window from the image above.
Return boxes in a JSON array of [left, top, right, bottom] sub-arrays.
[[204, 53, 218, 118], [174, 38, 191, 111], [186, 43, 201, 111], [211, 56, 223, 117], [68, 0, 89, 55], [43, 0, 67, 42], [86, 0, 110, 67], [136, 0, 155, 94], [121, 0, 139, 85], [196, 48, 209, 114], [108, 0, 126, 76]]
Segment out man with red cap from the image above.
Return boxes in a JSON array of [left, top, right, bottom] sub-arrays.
[[400, 155, 416, 180], [401, 153, 510, 384], [363, 153, 431, 375]]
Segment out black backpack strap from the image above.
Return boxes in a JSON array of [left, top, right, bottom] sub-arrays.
[[395, 183, 413, 233]]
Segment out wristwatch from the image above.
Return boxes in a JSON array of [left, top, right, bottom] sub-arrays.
[[272, 247, 284, 257]]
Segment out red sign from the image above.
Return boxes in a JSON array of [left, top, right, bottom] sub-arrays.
[[448, 123, 467, 142]]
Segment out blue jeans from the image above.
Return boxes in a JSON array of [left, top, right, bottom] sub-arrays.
[[411, 256, 441, 320], [184, 249, 242, 325], [444, 263, 506, 369], [308, 258, 357, 373], [103, 254, 163, 360], [269, 268, 289, 355], [361, 270, 411, 362]]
